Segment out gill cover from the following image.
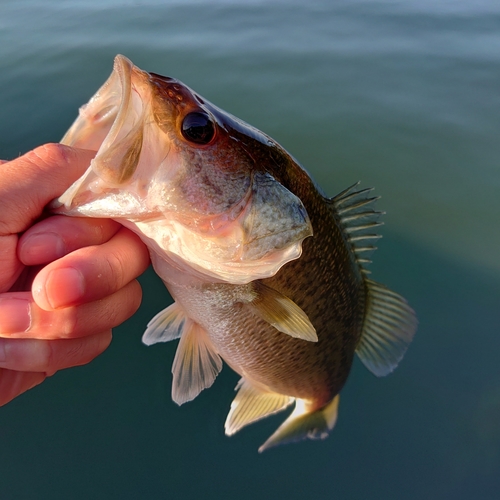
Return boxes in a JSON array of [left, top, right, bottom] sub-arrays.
[[55, 55, 312, 284]]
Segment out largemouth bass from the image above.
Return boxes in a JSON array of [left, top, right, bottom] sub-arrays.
[[54, 55, 417, 452]]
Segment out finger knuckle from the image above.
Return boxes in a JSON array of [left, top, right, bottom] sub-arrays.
[[106, 249, 127, 288], [29, 143, 70, 170], [58, 307, 79, 338]]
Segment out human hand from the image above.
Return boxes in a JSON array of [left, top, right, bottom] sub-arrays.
[[0, 144, 150, 406]]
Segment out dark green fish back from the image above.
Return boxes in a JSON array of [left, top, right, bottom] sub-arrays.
[[261, 148, 368, 406]]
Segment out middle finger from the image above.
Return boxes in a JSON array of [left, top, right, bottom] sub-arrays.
[[0, 330, 112, 373], [0, 279, 142, 339], [32, 226, 149, 310], [19, 215, 122, 266]]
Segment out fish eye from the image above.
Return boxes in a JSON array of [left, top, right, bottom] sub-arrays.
[[181, 111, 215, 145]]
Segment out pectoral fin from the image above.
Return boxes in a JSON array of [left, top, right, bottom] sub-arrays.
[[259, 395, 340, 453], [247, 282, 317, 342], [171, 320, 222, 405], [356, 279, 417, 377], [225, 378, 294, 436]]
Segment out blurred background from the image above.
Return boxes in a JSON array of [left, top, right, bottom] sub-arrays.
[[1, 0, 499, 498]]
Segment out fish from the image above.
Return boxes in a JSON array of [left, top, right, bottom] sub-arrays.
[[53, 55, 417, 452]]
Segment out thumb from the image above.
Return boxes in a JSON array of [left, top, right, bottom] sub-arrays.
[[0, 144, 96, 235]]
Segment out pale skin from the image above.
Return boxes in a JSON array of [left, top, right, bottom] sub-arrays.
[[0, 143, 150, 406]]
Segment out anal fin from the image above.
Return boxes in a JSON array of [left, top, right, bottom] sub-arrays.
[[259, 395, 340, 453], [225, 379, 293, 436]]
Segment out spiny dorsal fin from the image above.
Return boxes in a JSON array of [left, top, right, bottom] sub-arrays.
[[247, 282, 318, 342], [225, 378, 293, 436], [356, 279, 417, 377], [330, 182, 384, 274], [171, 320, 222, 405], [142, 301, 186, 346]]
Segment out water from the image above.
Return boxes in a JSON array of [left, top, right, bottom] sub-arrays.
[[1, 1, 499, 498]]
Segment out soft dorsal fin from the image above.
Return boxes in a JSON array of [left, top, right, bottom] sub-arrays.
[[247, 282, 318, 342], [356, 279, 417, 377], [171, 320, 223, 405], [142, 301, 186, 346], [225, 378, 294, 436], [330, 183, 384, 274]]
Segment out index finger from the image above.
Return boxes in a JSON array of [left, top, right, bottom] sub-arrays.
[[0, 144, 95, 235]]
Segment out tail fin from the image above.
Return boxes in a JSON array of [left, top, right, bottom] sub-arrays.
[[258, 395, 340, 453]]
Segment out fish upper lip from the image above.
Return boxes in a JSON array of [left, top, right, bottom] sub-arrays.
[[104, 55, 133, 146], [60, 55, 134, 148]]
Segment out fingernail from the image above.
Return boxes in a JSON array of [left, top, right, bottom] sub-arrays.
[[22, 232, 65, 263], [45, 267, 85, 309], [0, 298, 32, 334]]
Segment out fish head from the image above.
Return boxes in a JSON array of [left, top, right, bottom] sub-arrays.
[[54, 55, 312, 284]]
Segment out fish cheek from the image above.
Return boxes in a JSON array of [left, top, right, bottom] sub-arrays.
[[175, 148, 252, 216]]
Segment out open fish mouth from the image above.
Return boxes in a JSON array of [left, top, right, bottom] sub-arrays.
[[61, 55, 135, 153], [52, 55, 313, 284], [52, 55, 155, 217], [48, 55, 417, 453]]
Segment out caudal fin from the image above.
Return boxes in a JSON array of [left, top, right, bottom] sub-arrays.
[[258, 395, 340, 453]]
